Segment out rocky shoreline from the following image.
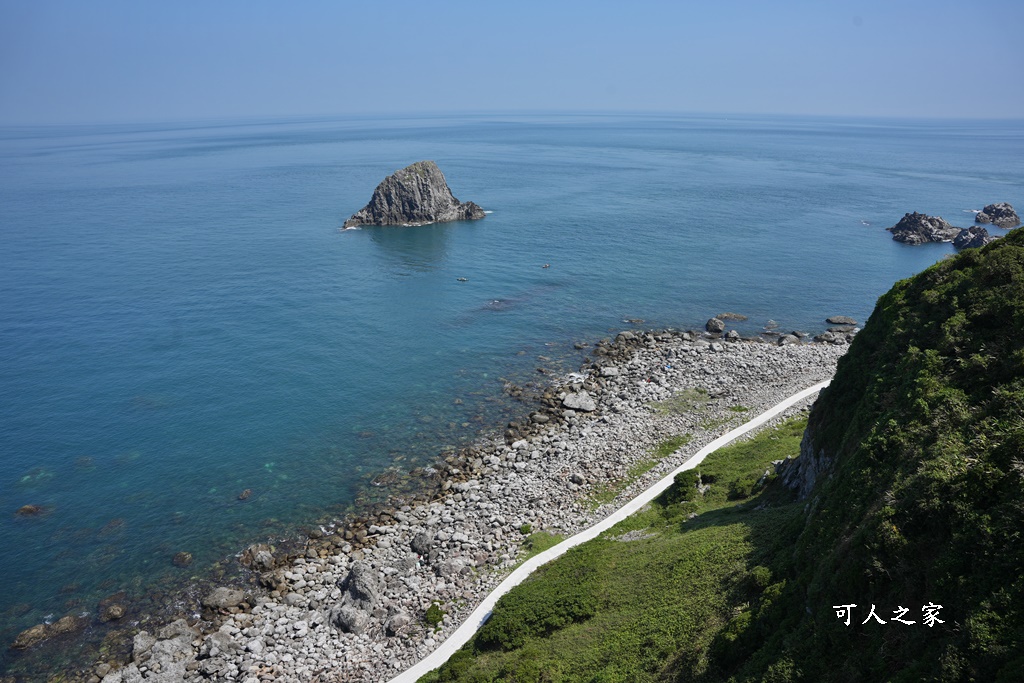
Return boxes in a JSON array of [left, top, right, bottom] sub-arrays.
[[80, 327, 849, 683]]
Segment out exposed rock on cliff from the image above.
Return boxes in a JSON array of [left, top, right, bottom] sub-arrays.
[[343, 161, 485, 228], [775, 429, 833, 500], [975, 202, 1020, 229], [886, 211, 961, 244]]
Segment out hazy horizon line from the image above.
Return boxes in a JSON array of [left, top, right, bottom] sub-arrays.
[[3, 108, 1023, 130]]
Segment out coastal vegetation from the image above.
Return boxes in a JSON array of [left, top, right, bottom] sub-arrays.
[[421, 415, 809, 682], [588, 434, 692, 509], [422, 229, 1024, 681]]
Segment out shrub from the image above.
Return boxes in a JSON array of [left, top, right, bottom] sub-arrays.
[[425, 602, 445, 629], [475, 555, 598, 651]]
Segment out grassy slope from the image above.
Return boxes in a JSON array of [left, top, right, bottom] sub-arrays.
[[421, 418, 809, 682], [422, 229, 1024, 682]]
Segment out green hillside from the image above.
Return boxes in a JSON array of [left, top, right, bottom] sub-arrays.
[[422, 229, 1024, 683]]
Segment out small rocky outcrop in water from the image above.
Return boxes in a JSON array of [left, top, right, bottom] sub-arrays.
[[953, 226, 996, 250], [343, 160, 485, 228], [887, 212, 961, 244], [975, 202, 1020, 229]]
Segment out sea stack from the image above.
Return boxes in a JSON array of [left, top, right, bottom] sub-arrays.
[[975, 202, 1020, 229], [343, 161, 485, 228], [886, 212, 961, 244]]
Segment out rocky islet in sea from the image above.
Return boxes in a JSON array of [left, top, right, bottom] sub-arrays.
[[77, 326, 850, 683], [886, 202, 1018, 248], [343, 161, 485, 229], [974, 202, 1020, 229]]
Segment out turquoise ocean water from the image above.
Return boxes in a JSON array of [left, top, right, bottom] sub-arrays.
[[1, 113, 1022, 669]]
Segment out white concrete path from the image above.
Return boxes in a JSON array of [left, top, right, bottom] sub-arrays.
[[388, 379, 830, 682]]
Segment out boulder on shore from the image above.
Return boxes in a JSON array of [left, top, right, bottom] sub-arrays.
[[328, 561, 384, 634], [887, 212, 961, 244], [975, 202, 1020, 229], [562, 391, 597, 412], [705, 318, 725, 334], [343, 161, 485, 228]]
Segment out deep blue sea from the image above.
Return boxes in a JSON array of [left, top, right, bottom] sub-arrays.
[[1, 113, 1022, 665]]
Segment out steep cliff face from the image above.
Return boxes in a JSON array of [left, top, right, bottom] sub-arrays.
[[768, 228, 1024, 681], [343, 161, 485, 228]]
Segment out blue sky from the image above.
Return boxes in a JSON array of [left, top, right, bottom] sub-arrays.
[[0, 0, 1021, 124]]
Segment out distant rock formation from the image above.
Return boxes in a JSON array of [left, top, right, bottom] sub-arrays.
[[953, 226, 996, 250], [343, 161, 485, 228], [887, 212, 961, 244], [975, 202, 1020, 229], [886, 210, 1006, 250]]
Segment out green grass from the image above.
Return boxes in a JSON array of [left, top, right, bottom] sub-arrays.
[[520, 531, 564, 561], [651, 433, 692, 460], [651, 388, 710, 415], [588, 434, 692, 509], [420, 417, 807, 682]]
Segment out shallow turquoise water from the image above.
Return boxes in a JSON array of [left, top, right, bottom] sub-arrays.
[[1, 113, 1021, 657]]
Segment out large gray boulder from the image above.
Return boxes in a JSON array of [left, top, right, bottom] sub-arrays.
[[344, 161, 485, 228], [328, 561, 384, 633], [337, 560, 382, 611], [975, 202, 1020, 229], [562, 390, 597, 412], [887, 212, 961, 244], [201, 587, 246, 610], [104, 619, 199, 683], [410, 530, 433, 556], [330, 604, 370, 634], [705, 317, 726, 334]]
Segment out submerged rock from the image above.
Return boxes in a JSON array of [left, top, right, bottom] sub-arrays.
[[11, 623, 50, 649], [887, 212, 961, 244], [975, 202, 1020, 229], [343, 160, 485, 228], [99, 602, 126, 622]]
